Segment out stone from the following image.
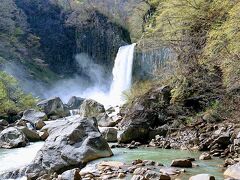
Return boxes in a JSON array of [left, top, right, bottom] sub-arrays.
[[38, 131, 49, 140], [0, 119, 8, 126], [67, 96, 85, 110], [159, 174, 171, 180], [17, 126, 40, 142], [159, 167, 181, 175], [79, 99, 105, 118], [131, 175, 146, 180], [170, 159, 192, 168], [21, 109, 47, 129], [15, 120, 27, 127], [97, 113, 120, 127], [117, 172, 126, 178], [100, 127, 118, 142], [98, 161, 124, 170], [189, 174, 215, 180], [60, 168, 81, 180], [224, 163, 240, 179], [4, 116, 113, 179], [199, 152, 212, 160], [144, 170, 161, 179], [37, 97, 68, 117], [0, 127, 27, 148]]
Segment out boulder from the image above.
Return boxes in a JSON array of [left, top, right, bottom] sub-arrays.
[[170, 159, 192, 168], [37, 97, 69, 117], [17, 126, 41, 142], [100, 127, 118, 142], [118, 86, 171, 143], [149, 125, 169, 139], [97, 113, 121, 127], [21, 109, 47, 129], [199, 152, 212, 160], [224, 163, 240, 179], [189, 174, 215, 180], [79, 99, 105, 118], [59, 168, 81, 180], [0, 127, 27, 148], [67, 96, 85, 110], [4, 116, 113, 179], [0, 119, 8, 126]]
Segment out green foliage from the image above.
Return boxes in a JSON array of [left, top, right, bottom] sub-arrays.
[[0, 71, 37, 117], [204, 2, 240, 91]]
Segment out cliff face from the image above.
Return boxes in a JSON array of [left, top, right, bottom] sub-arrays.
[[0, 0, 153, 90]]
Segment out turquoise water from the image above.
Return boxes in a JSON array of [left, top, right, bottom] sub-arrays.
[[0, 143, 224, 179], [94, 147, 225, 180]]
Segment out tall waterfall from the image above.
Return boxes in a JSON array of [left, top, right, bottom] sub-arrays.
[[109, 43, 136, 106]]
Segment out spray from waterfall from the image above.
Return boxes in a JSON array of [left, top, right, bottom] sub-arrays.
[[109, 43, 136, 106]]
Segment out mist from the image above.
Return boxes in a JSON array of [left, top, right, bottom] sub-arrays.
[[4, 53, 113, 106]]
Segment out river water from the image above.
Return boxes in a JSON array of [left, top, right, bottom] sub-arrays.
[[0, 143, 224, 179]]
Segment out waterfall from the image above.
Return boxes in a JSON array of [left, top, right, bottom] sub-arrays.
[[109, 43, 136, 106]]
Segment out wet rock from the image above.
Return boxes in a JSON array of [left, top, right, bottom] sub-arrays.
[[189, 174, 215, 180], [59, 168, 81, 180], [224, 162, 240, 179], [0, 119, 8, 126], [3, 116, 112, 179], [17, 126, 40, 142], [199, 152, 212, 160], [170, 159, 192, 168], [21, 109, 47, 129], [67, 96, 85, 110], [99, 127, 118, 142], [37, 97, 68, 117], [79, 99, 105, 118], [0, 127, 27, 148]]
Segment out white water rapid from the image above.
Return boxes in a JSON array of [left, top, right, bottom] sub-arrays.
[[108, 43, 136, 106]]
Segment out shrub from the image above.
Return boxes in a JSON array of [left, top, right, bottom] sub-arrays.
[[0, 71, 37, 118]]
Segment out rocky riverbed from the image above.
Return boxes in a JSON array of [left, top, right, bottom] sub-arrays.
[[0, 96, 239, 179]]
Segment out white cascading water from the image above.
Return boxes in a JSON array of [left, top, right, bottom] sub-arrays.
[[109, 43, 136, 106]]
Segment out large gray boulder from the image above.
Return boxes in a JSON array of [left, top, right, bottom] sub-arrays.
[[67, 96, 85, 110], [79, 99, 105, 118], [21, 109, 47, 130], [2, 116, 113, 179], [118, 86, 171, 143], [0, 127, 27, 148], [37, 97, 69, 117]]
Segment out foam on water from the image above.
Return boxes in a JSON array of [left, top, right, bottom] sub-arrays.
[[0, 142, 44, 174]]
